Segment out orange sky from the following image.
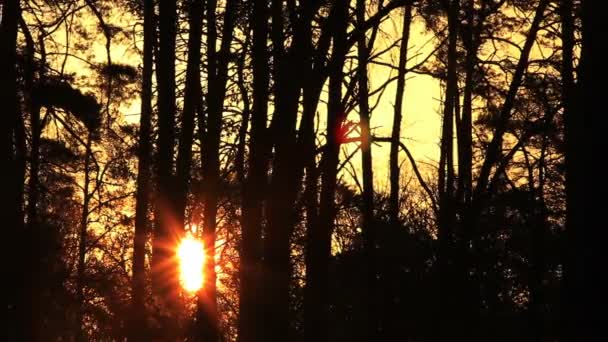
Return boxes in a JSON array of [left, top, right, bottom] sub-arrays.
[[45, 6, 444, 194]]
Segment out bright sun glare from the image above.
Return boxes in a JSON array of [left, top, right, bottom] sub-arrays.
[[178, 234, 205, 293]]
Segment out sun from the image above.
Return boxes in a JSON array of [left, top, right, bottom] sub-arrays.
[[177, 234, 205, 293]]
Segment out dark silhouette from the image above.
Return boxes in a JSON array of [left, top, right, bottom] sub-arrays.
[[4, 0, 600, 341]]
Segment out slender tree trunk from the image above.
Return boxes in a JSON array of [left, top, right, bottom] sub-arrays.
[[234, 34, 251, 186], [176, 0, 203, 237], [302, 8, 333, 339], [356, 0, 379, 339], [238, 1, 270, 341], [437, 0, 459, 339], [389, 3, 412, 226], [151, 0, 178, 336], [262, 0, 319, 340], [561, 2, 577, 340], [76, 134, 93, 342], [262, 0, 290, 338], [305, 1, 347, 340], [457, 0, 479, 337], [527, 141, 548, 342], [130, 0, 154, 338], [197, 0, 238, 339], [457, 0, 474, 211], [27, 84, 42, 233], [2, 1, 26, 339], [2, 0, 22, 225]]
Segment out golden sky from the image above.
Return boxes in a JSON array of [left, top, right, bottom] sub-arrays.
[[46, 5, 444, 194]]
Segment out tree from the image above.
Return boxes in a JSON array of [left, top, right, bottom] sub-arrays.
[[151, 0, 179, 329], [197, 0, 239, 339], [238, 1, 270, 341], [130, 0, 155, 338], [306, 1, 348, 340], [389, 2, 413, 226]]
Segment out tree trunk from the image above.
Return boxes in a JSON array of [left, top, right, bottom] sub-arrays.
[[437, 0, 459, 339], [175, 0, 203, 238], [262, 0, 319, 340], [130, 0, 154, 338], [356, 0, 379, 339], [456, 0, 478, 336], [76, 134, 93, 342], [197, 0, 238, 339], [456, 0, 474, 212], [302, 7, 333, 339], [2, 1, 27, 339], [234, 35, 251, 186], [389, 3, 412, 226], [562, 0, 599, 339], [151, 0, 178, 335], [238, 0, 269, 341], [305, 0, 347, 340], [23, 21, 45, 340]]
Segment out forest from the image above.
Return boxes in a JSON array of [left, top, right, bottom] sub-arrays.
[[2, 0, 601, 341]]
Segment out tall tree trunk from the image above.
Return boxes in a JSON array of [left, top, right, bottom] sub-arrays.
[[76, 133, 93, 342], [305, 1, 347, 340], [238, 0, 270, 341], [23, 22, 45, 340], [389, 3, 412, 226], [151, 0, 178, 335], [302, 6, 334, 339], [176, 0, 203, 241], [562, 0, 599, 339], [456, 0, 478, 337], [527, 141, 548, 342], [2, 1, 26, 339], [262, 0, 319, 339], [197, 0, 238, 339], [234, 35, 251, 186], [437, 0, 459, 339], [457, 0, 474, 211], [262, 0, 289, 339], [561, 2, 577, 340], [130, 0, 154, 338], [356, 0, 379, 339]]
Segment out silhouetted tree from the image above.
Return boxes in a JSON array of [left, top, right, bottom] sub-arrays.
[[151, 0, 179, 332], [238, 1, 270, 341], [130, 0, 155, 338]]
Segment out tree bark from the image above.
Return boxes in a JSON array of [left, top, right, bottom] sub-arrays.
[[2, 1, 27, 339], [302, 6, 334, 340], [456, 0, 478, 336], [238, 1, 270, 341], [389, 3, 412, 226], [305, 0, 347, 340], [262, 0, 320, 340], [437, 0, 459, 339], [562, 0, 600, 339], [197, 0, 238, 339], [130, 0, 154, 338], [151, 0, 178, 335], [175, 0, 203, 238], [356, 0, 378, 339], [76, 133, 93, 342]]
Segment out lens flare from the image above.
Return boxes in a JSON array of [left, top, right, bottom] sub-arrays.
[[178, 234, 205, 292]]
